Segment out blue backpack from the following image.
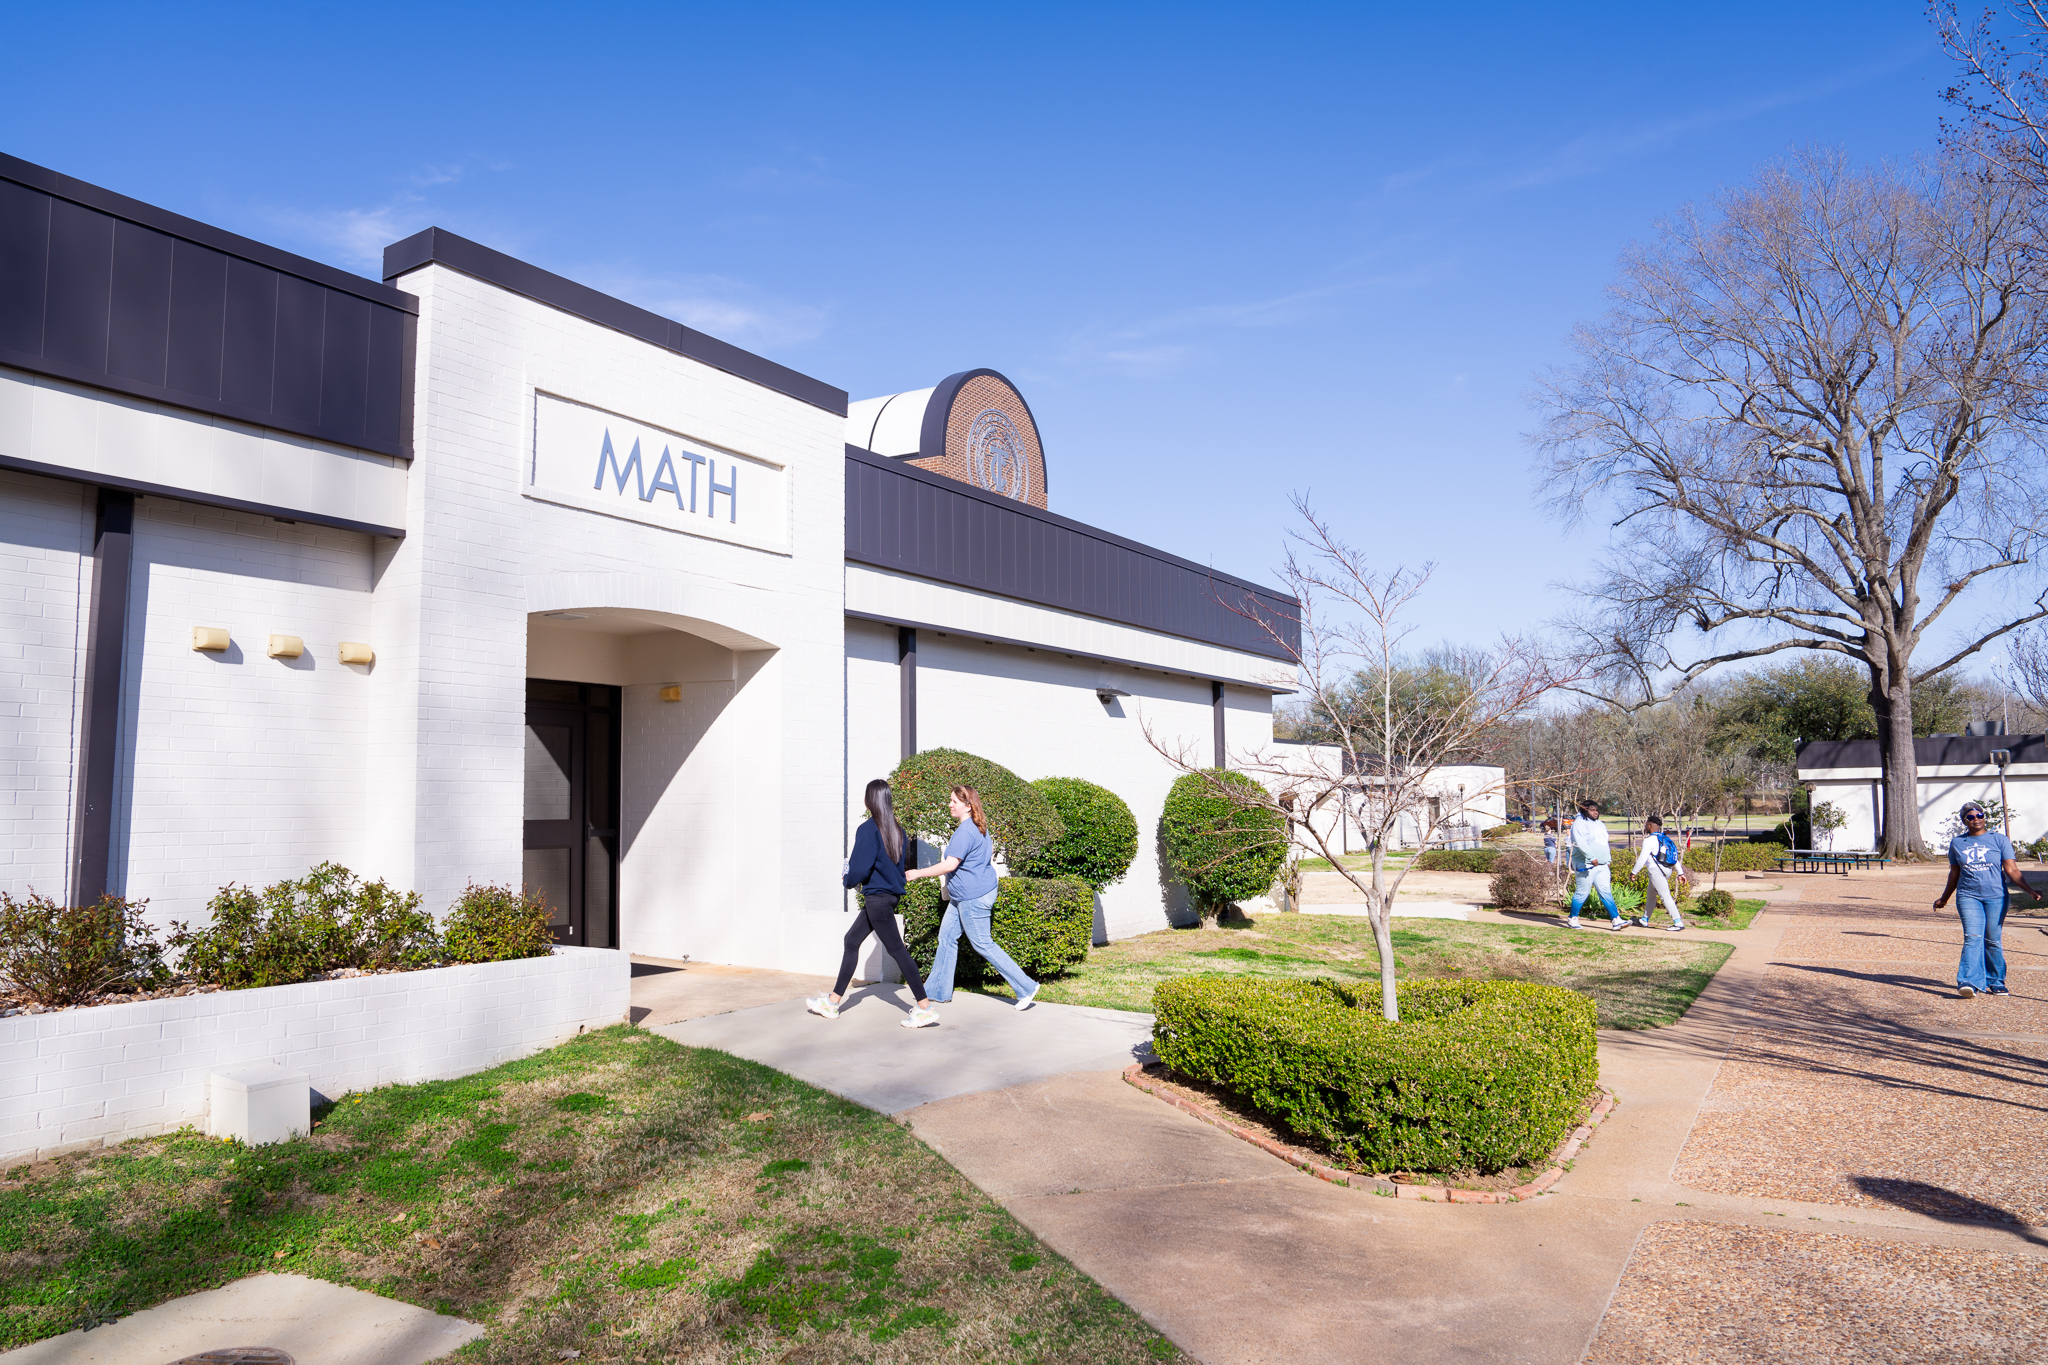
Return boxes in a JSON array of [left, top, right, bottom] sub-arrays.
[[1655, 831, 1681, 867]]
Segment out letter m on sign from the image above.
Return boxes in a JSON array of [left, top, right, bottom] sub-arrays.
[[593, 430, 645, 500]]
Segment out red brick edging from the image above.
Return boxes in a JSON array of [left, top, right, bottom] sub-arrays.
[[1121, 1063, 1616, 1204]]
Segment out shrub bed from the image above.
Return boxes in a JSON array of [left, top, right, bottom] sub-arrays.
[[1413, 848, 1500, 873], [1683, 841, 1786, 873], [0, 893, 168, 1008], [170, 862, 439, 990], [443, 883, 555, 963], [1482, 823, 1522, 840], [1151, 975, 1597, 1173], [894, 877, 1094, 983]]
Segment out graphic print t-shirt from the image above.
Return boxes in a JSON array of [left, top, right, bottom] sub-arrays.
[[1949, 830, 2016, 901], [944, 820, 998, 901]]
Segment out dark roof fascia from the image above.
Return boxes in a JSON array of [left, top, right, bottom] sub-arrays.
[[845, 442, 1297, 610], [0, 152, 416, 313], [847, 608, 1296, 694], [383, 228, 846, 416], [1795, 734, 2048, 770]]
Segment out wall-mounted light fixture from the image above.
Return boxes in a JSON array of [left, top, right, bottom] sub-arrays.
[[267, 634, 304, 659], [338, 642, 374, 665], [191, 627, 230, 652], [1096, 688, 1131, 705], [658, 685, 682, 703]]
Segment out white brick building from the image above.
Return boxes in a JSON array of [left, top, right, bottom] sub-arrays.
[[0, 154, 1298, 975]]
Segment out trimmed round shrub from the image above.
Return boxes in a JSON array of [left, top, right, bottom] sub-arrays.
[[893, 876, 1093, 983], [1487, 851, 1553, 908], [1015, 777, 1139, 890], [1151, 975, 1597, 1174], [1161, 770, 1287, 915], [889, 748, 1064, 869], [1696, 888, 1738, 917], [1683, 841, 1785, 874], [443, 883, 555, 963], [1481, 823, 1522, 840], [0, 892, 167, 1007], [1412, 848, 1500, 873]]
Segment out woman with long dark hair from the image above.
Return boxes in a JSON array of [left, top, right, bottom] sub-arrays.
[[908, 784, 1039, 1011], [808, 779, 938, 1027]]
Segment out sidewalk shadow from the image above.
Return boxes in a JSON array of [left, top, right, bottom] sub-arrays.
[[1848, 1177, 2048, 1244]]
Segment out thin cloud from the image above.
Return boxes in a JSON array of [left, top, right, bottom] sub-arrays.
[[266, 203, 423, 272], [577, 266, 832, 350]]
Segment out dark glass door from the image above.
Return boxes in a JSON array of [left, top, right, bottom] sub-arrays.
[[523, 679, 620, 947]]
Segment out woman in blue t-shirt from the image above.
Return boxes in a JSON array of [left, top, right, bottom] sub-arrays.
[[1933, 802, 2044, 999], [906, 785, 1040, 1011]]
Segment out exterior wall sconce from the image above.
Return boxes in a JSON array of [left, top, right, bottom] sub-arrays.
[[191, 627, 230, 652], [267, 634, 304, 659], [658, 685, 682, 702], [1096, 688, 1130, 704], [338, 642, 374, 665]]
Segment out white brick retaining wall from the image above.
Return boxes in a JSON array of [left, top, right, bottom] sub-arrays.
[[1, 946, 629, 1166]]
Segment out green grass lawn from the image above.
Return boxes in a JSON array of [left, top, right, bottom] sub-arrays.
[[0, 1028, 1180, 1364], [987, 912, 1733, 1030]]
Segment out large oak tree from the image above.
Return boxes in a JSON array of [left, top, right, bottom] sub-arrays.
[[1535, 150, 2048, 857]]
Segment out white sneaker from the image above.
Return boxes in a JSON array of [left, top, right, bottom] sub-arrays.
[[1667, 923, 1684, 932], [900, 1004, 939, 1028], [1956, 985, 1976, 1000], [1014, 986, 1040, 1012], [1567, 917, 1582, 928], [1610, 919, 1625, 931], [805, 996, 840, 1019]]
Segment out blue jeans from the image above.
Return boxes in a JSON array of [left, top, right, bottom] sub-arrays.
[[1954, 893, 2008, 992], [926, 889, 1037, 1002], [1570, 864, 1617, 919]]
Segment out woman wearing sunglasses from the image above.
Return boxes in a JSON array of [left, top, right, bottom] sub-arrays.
[[1932, 803, 2042, 999]]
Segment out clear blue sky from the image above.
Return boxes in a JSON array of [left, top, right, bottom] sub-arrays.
[[4, 2, 1956, 652]]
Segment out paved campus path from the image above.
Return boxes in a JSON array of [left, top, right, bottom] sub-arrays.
[[640, 870, 2048, 1364]]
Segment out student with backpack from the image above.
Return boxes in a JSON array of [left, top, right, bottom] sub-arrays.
[[1629, 814, 1687, 931]]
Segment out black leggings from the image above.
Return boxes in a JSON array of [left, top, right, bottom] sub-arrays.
[[835, 892, 928, 1001]]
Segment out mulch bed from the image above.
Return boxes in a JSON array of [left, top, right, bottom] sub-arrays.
[[1123, 1061, 1613, 1204]]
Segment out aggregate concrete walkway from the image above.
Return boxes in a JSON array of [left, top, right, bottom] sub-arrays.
[[0, 1274, 482, 1365], [651, 983, 1154, 1114]]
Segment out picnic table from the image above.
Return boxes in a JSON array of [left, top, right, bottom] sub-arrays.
[[1773, 850, 1892, 875]]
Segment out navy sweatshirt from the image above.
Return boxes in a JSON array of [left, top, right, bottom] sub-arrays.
[[844, 819, 909, 895]]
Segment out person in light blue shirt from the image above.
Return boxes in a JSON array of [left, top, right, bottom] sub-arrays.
[[907, 784, 1040, 1011], [1566, 799, 1621, 930], [1933, 802, 2042, 998]]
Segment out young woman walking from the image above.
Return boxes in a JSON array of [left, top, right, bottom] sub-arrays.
[[808, 779, 939, 1027], [908, 785, 1039, 1011]]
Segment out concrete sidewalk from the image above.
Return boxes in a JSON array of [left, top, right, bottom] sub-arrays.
[[651, 984, 1155, 1114]]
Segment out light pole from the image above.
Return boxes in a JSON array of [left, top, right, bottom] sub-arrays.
[[1992, 748, 2013, 840]]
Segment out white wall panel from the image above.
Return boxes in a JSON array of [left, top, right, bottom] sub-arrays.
[[0, 469, 89, 898]]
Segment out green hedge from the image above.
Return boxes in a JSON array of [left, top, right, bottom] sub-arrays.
[[889, 748, 1064, 868], [1015, 776, 1139, 890], [1161, 770, 1287, 913], [892, 876, 1093, 984], [1412, 848, 1500, 873], [443, 883, 555, 963], [170, 862, 438, 990], [1151, 975, 1597, 1174], [0, 893, 168, 1007], [1682, 841, 1786, 873]]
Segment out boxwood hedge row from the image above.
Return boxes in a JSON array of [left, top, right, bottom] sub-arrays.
[[1151, 975, 1597, 1173]]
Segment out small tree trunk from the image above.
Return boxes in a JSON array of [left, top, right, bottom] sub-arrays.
[[1880, 677, 1926, 859], [1370, 846, 1399, 1022]]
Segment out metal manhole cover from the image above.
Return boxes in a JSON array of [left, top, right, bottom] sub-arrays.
[[168, 1351, 294, 1365]]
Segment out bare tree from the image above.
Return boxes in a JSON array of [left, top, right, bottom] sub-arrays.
[[1535, 149, 2048, 858], [1593, 697, 1744, 835], [1146, 502, 1574, 1021], [1934, 2, 2048, 192]]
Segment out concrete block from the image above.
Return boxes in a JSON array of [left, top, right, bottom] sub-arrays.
[[208, 1063, 310, 1145]]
